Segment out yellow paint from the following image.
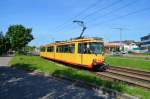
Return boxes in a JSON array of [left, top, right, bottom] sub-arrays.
[[40, 38, 104, 68]]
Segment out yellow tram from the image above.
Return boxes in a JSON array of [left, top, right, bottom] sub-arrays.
[[40, 37, 108, 71]]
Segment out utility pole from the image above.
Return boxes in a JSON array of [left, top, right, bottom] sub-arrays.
[[73, 20, 86, 38], [112, 28, 126, 52]]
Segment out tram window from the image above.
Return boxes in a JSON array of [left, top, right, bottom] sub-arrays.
[[78, 42, 104, 54], [89, 42, 104, 54], [56, 44, 75, 53], [64, 45, 68, 52], [56, 46, 63, 53], [66, 44, 75, 53], [78, 43, 91, 54], [47, 46, 54, 52], [69, 44, 75, 53], [78, 43, 86, 54], [56, 46, 61, 52], [40, 47, 46, 52], [56, 47, 59, 52]]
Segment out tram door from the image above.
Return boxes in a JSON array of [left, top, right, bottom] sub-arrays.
[[78, 42, 95, 68], [78, 43, 83, 65], [78, 43, 93, 66]]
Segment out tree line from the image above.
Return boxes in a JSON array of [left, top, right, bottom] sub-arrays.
[[0, 24, 34, 55]]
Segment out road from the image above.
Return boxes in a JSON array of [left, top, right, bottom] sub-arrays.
[[0, 57, 114, 99]]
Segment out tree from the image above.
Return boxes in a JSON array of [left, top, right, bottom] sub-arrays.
[[0, 31, 10, 55], [0, 31, 4, 55], [5, 25, 34, 51], [25, 46, 36, 52]]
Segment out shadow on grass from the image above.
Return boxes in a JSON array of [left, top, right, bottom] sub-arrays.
[[11, 63, 37, 72], [52, 68, 126, 93]]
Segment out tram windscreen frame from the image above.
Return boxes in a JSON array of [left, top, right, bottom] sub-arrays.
[[89, 42, 104, 54], [78, 42, 104, 54]]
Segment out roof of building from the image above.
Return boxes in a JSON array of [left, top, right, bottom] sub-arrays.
[[104, 42, 120, 47], [141, 33, 150, 40], [109, 40, 136, 45]]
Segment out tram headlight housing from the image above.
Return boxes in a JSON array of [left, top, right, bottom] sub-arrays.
[[93, 59, 97, 65]]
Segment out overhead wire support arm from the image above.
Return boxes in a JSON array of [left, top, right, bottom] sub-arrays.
[[73, 20, 87, 38]]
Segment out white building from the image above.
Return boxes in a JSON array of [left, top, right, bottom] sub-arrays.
[[108, 40, 140, 53], [122, 43, 139, 53], [140, 33, 150, 53]]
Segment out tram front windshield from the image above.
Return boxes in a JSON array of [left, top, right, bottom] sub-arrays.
[[80, 42, 104, 54], [89, 42, 104, 54]]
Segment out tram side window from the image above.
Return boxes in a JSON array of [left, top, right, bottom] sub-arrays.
[[40, 47, 46, 52], [56, 46, 59, 52], [64, 45, 68, 52], [78, 43, 85, 54], [65, 44, 75, 53], [56, 44, 75, 53], [47, 46, 54, 52], [56, 46, 62, 52], [78, 42, 104, 54], [56, 46, 62, 53], [78, 43, 91, 54], [69, 44, 75, 53]]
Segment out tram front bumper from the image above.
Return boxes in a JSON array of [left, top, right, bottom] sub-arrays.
[[93, 62, 109, 71]]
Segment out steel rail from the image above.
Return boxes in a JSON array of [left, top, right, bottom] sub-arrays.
[[95, 66, 150, 90], [109, 66, 150, 76]]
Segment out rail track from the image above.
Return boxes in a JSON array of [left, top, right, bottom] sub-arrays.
[[96, 66, 150, 90], [47, 58, 150, 90]]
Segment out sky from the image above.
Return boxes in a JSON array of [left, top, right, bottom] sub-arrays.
[[0, 0, 150, 46]]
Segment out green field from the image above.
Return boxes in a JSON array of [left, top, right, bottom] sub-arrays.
[[109, 55, 150, 60], [10, 55, 150, 99], [137, 53, 150, 56], [106, 56, 150, 71]]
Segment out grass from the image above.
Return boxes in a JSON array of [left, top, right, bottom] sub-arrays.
[[136, 53, 150, 56], [106, 56, 150, 71], [108, 55, 150, 60], [10, 55, 66, 73], [10, 55, 150, 99]]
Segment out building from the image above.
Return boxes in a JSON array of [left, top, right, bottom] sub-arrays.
[[104, 43, 120, 53], [140, 33, 150, 53], [123, 43, 140, 53], [105, 40, 140, 53]]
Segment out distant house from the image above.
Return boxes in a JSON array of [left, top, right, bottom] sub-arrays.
[[104, 43, 120, 53], [140, 33, 150, 53], [105, 40, 139, 53], [123, 43, 140, 53]]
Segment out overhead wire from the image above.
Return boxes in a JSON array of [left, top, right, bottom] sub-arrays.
[[87, 0, 138, 24], [53, 0, 124, 33], [69, 0, 124, 34], [81, 0, 123, 20], [89, 7, 150, 29], [53, 0, 103, 33], [52, 0, 149, 39]]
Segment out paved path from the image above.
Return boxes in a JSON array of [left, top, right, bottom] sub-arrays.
[[0, 57, 115, 99], [0, 56, 12, 66]]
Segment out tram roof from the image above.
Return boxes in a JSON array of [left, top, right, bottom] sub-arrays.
[[42, 37, 103, 47]]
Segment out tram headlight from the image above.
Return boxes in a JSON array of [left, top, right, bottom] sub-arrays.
[[93, 59, 96, 62], [93, 59, 97, 65]]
